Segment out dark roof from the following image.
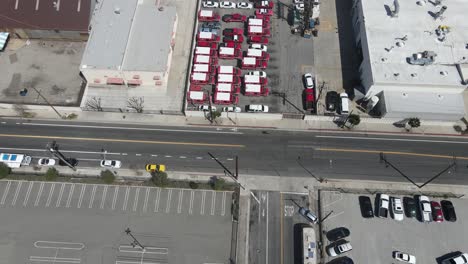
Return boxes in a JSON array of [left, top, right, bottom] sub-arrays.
[[0, 0, 91, 31]]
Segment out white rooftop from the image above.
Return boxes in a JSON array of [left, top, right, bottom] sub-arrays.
[[361, 0, 468, 87]]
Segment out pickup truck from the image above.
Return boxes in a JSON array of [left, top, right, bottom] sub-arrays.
[[377, 194, 390, 218]]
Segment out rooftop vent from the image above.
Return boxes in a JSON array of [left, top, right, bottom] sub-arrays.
[[390, 0, 400, 17], [407, 51, 437, 65], [433, 5, 447, 20], [440, 71, 448, 76], [429, 0, 442, 6], [114, 7, 121, 14]]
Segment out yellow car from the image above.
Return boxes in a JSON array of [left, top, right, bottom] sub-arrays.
[[145, 164, 166, 172]]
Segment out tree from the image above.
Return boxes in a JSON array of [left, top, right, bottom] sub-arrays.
[[407, 118, 421, 129], [0, 163, 10, 179], [211, 177, 226, 190], [189, 181, 199, 189], [45, 168, 59, 181], [101, 170, 115, 184], [347, 114, 361, 127], [151, 171, 169, 187], [85, 97, 103, 111], [127, 97, 144, 113]]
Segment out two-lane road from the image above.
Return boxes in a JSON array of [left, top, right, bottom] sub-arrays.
[[1, 118, 468, 184]]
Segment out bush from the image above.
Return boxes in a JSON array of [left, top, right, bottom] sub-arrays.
[[211, 177, 226, 191], [151, 171, 169, 187], [44, 168, 59, 181], [408, 117, 421, 128], [101, 170, 115, 184], [347, 114, 361, 127], [0, 163, 10, 179], [189, 181, 199, 189]]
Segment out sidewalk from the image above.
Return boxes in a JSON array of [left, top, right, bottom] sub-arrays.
[[1, 103, 467, 137]]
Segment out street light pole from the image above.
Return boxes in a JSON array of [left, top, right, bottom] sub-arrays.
[[30, 87, 63, 119]]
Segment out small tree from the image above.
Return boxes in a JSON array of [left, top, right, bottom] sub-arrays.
[[211, 177, 226, 191], [189, 181, 199, 189], [151, 171, 169, 187], [0, 163, 10, 179], [127, 97, 144, 113], [407, 118, 421, 129], [347, 114, 361, 127], [45, 168, 59, 181], [101, 170, 115, 184]]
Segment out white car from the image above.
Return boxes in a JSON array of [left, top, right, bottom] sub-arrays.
[[198, 105, 217, 112], [441, 253, 468, 264], [393, 251, 416, 264], [247, 71, 267, 78], [222, 106, 241, 113], [327, 241, 352, 257], [418, 195, 432, 222], [250, 44, 267, 52], [100, 160, 122, 169], [303, 73, 314, 89], [294, 0, 304, 3], [391, 197, 404, 221], [38, 158, 56, 166], [296, 3, 304, 10], [202, 1, 219, 8], [246, 104, 269, 112], [237, 2, 252, 9], [220, 1, 235, 8]]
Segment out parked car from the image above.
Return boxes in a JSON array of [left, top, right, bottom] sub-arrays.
[[200, 27, 219, 34], [38, 158, 56, 166], [376, 193, 390, 218], [325, 91, 339, 112], [237, 2, 252, 9], [327, 257, 354, 264], [294, 0, 304, 3], [202, 1, 219, 8], [256, 8, 273, 16], [248, 35, 269, 44], [391, 197, 404, 221], [393, 251, 416, 264], [223, 34, 243, 42], [222, 106, 241, 112], [246, 71, 267, 78], [418, 195, 432, 222], [403, 197, 417, 218], [202, 22, 222, 29], [298, 207, 318, 224], [339, 92, 349, 114], [58, 158, 78, 167], [222, 13, 247, 22], [250, 44, 267, 52], [358, 196, 374, 218], [441, 200, 457, 222], [254, 0, 274, 8], [441, 253, 468, 264], [220, 1, 235, 8], [100, 160, 121, 169], [431, 201, 444, 222], [326, 227, 350, 242], [223, 28, 244, 36], [246, 104, 269, 112], [327, 240, 352, 257], [145, 164, 166, 172], [198, 105, 216, 111], [303, 73, 314, 89]]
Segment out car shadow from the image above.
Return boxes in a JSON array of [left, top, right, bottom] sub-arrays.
[[436, 251, 462, 264]]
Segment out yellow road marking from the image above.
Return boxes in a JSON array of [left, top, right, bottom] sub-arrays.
[[280, 192, 284, 264], [0, 134, 245, 148], [317, 147, 468, 160]]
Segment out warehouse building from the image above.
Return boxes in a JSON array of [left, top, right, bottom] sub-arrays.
[[350, 0, 467, 120]]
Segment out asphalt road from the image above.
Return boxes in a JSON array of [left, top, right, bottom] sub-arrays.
[[1, 118, 468, 184]]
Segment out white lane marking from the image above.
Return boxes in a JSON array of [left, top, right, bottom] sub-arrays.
[[88, 185, 97, 208], [266, 192, 269, 264], [118, 245, 169, 254], [1, 181, 12, 205], [23, 181, 34, 206], [227, 158, 234, 161], [29, 256, 81, 263], [0, 121, 6, 124], [151, 154, 158, 157], [16, 122, 20, 125], [165, 155, 172, 158], [210, 191, 216, 216], [132, 187, 140, 212], [11, 181, 23, 206], [221, 191, 226, 216], [200, 191, 206, 215], [179, 156, 186, 159], [45, 183, 56, 207], [136, 154, 142, 156], [122, 187, 130, 210], [122, 153, 128, 156], [165, 189, 172, 213], [189, 191, 194, 215], [315, 135, 468, 144], [100, 185, 108, 209], [177, 190, 183, 213], [66, 184, 75, 208], [34, 182, 45, 206], [143, 187, 149, 213], [154, 188, 161, 212], [77, 184, 86, 208], [0, 147, 120, 155], [22, 122, 243, 134], [55, 183, 65, 207], [112, 186, 119, 210], [34, 240, 85, 250], [196, 157, 203, 159]]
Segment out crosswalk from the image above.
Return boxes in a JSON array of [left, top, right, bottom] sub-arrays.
[[0, 180, 231, 217]]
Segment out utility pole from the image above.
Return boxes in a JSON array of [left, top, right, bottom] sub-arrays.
[[47, 141, 76, 170], [30, 87, 63, 119]]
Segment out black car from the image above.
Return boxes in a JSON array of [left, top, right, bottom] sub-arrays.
[[327, 256, 354, 264], [403, 197, 417, 218], [201, 22, 221, 29], [58, 158, 78, 167], [326, 227, 350, 242], [325, 91, 339, 112], [358, 196, 374, 218], [441, 200, 457, 222]]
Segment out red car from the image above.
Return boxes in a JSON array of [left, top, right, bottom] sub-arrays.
[[223, 34, 244, 43], [248, 36, 269, 44], [254, 0, 274, 9], [223, 28, 244, 36], [255, 14, 271, 23], [223, 13, 247, 22], [222, 41, 242, 50], [198, 10, 220, 22], [197, 41, 218, 49], [255, 9, 273, 16], [431, 201, 444, 222]]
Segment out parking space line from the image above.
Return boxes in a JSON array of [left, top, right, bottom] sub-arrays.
[[66, 184, 75, 208], [77, 184, 86, 208], [143, 187, 149, 213], [221, 192, 226, 216], [1, 181, 12, 205], [11, 181, 23, 206], [29, 256, 81, 263], [154, 188, 161, 212], [165, 189, 172, 213], [210, 191, 216, 216], [100, 185, 108, 209], [89, 185, 97, 208], [112, 186, 119, 210], [34, 182, 45, 206], [55, 183, 65, 207], [200, 191, 206, 215], [189, 191, 194, 215], [177, 190, 183, 214], [23, 181, 34, 206], [122, 187, 130, 210], [132, 187, 140, 212], [45, 183, 56, 207]]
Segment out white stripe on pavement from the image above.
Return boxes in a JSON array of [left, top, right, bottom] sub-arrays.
[[315, 135, 468, 144]]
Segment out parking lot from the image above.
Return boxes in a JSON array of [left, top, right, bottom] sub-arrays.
[[320, 191, 468, 263], [0, 180, 233, 264]]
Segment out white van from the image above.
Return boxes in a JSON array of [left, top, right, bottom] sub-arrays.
[[340, 92, 349, 114]]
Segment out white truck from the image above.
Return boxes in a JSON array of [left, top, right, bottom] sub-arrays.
[[0, 153, 32, 168]]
